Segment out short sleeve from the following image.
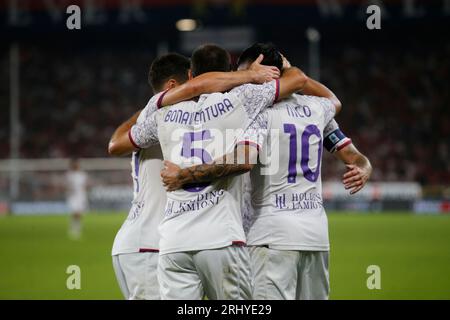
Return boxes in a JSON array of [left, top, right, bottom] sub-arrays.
[[317, 97, 336, 126], [129, 111, 159, 149], [128, 90, 170, 149], [296, 95, 336, 127], [237, 111, 269, 151], [141, 89, 170, 119], [230, 80, 279, 119], [323, 119, 340, 137], [323, 119, 352, 153]]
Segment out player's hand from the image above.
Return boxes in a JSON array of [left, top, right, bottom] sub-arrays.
[[342, 164, 371, 195], [161, 161, 183, 192], [280, 53, 291, 70], [249, 54, 280, 83]]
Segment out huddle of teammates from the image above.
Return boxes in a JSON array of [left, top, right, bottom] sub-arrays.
[[108, 43, 372, 300]]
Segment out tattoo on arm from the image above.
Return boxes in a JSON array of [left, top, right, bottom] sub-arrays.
[[178, 154, 253, 185]]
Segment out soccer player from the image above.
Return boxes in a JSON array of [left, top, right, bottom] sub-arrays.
[[66, 158, 89, 240], [109, 53, 190, 300], [108, 51, 281, 299], [114, 44, 307, 300], [161, 43, 370, 300]]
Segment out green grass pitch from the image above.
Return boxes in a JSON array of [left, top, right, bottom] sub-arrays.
[[0, 212, 449, 299]]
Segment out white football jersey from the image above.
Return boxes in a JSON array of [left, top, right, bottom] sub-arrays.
[[241, 172, 253, 235], [241, 119, 350, 237], [66, 170, 88, 203], [130, 80, 279, 255], [246, 94, 336, 251], [112, 93, 167, 256]]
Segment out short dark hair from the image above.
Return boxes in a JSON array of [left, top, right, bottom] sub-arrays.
[[191, 44, 231, 77], [148, 53, 190, 92], [237, 42, 283, 71]]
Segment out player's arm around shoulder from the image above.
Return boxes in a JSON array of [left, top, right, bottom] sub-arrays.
[[158, 55, 279, 107], [280, 54, 342, 114], [273, 54, 306, 100], [277, 67, 308, 100], [160, 144, 258, 192], [108, 108, 160, 156], [298, 75, 342, 115], [108, 109, 142, 156], [108, 91, 166, 156]]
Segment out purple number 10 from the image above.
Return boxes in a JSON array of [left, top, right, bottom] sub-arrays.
[[283, 123, 322, 183]]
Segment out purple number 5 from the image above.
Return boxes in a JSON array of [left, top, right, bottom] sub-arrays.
[[181, 130, 213, 192], [283, 123, 322, 184]]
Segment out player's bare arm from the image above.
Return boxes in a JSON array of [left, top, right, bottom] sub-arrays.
[[282, 54, 342, 113], [300, 76, 342, 114], [159, 54, 280, 107], [335, 143, 372, 194], [161, 144, 258, 192], [108, 110, 142, 156], [277, 67, 308, 100], [108, 58, 278, 157]]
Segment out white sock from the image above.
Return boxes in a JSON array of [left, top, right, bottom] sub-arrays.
[[69, 216, 82, 239]]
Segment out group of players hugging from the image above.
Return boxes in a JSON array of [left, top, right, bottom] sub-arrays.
[[107, 42, 372, 300]]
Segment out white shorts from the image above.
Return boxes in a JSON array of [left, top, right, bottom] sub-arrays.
[[158, 245, 253, 300], [250, 246, 329, 300], [68, 197, 88, 213], [112, 252, 160, 300]]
